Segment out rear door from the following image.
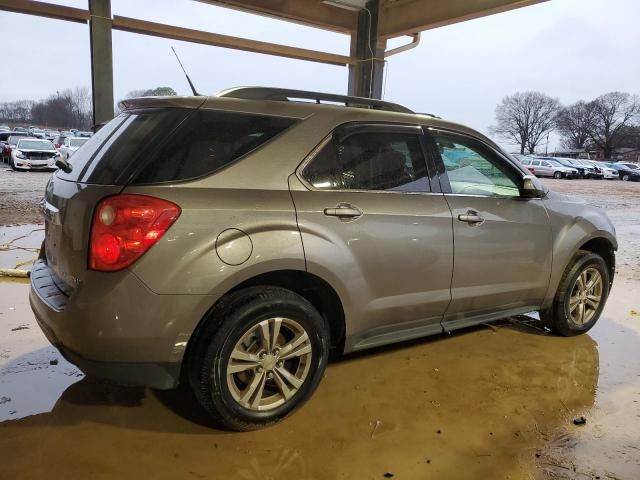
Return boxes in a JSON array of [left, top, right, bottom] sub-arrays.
[[427, 130, 552, 329], [290, 124, 453, 351]]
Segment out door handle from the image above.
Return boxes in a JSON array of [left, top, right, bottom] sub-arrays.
[[324, 206, 362, 219], [458, 211, 484, 224]]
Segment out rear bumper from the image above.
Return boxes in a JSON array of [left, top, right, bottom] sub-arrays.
[[33, 312, 180, 389], [29, 258, 216, 389]]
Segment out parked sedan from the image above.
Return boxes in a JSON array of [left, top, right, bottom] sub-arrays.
[[59, 136, 89, 160], [603, 162, 640, 181], [592, 162, 619, 179], [1, 133, 30, 162], [519, 157, 578, 178], [10, 138, 60, 171], [617, 162, 640, 171], [573, 159, 604, 179]]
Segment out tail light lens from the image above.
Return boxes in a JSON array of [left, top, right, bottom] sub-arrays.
[[89, 194, 181, 272]]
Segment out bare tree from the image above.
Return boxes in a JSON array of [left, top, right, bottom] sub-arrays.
[[556, 101, 593, 150], [586, 92, 640, 158], [490, 92, 561, 154]]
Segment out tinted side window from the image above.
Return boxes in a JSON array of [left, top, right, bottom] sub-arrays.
[[134, 110, 297, 184], [303, 131, 430, 192], [433, 133, 520, 197]]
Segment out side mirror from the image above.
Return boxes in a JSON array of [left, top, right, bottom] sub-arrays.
[[520, 175, 545, 198]]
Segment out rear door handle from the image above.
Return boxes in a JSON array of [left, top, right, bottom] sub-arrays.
[[458, 211, 484, 224], [324, 206, 362, 219]]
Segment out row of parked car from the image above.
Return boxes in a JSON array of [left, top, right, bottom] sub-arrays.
[[0, 129, 89, 171], [0, 124, 93, 140], [511, 154, 640, 181]]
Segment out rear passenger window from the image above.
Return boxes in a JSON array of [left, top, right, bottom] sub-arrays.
[[303, 131, 430, 192], [134, 110, 296, 183]]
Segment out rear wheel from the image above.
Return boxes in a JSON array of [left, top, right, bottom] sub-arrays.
[[541, 251, 609, 336], [553, 171, 563, 179], [188, 286, 329, 431]]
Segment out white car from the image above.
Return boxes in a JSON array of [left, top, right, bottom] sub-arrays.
[[10, 138, 60, 171], [60, 136, 89, 160], [594, 163, 619, 179]]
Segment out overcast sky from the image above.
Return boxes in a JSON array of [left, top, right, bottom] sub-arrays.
[[2, 0, 639, 150]]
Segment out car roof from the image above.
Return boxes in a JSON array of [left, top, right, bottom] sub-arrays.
[[119, 87, 500, 151]]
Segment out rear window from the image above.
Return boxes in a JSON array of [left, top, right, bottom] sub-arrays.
[[132, 109, 296, 184], [56, 109, 295, 185], [56, 110, 190, 184]]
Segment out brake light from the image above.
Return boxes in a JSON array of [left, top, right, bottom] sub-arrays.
[[89, 194, 181, 272]]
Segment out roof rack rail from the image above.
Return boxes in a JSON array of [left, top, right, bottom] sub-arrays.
[[217, 87, 414, 114]]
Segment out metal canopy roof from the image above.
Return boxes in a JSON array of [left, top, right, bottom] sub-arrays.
[[198, 0, 547, 39]]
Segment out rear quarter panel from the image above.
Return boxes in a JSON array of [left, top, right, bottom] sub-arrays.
[[124, 185, 305, 296]]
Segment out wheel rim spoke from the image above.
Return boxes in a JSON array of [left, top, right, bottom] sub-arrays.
[[275, 365, 303, 389], [230, 347, 260, 363], [227, 360, 261, 375], [258, 320, 271, 352], [270, 318, 282, 353], [250, 373, 267, 410], [241, 371, 265, 405], [279, 332, 310, 360], [272, 369, 294, 400]]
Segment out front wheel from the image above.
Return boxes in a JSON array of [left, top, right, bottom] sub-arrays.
[[541, 251, 609, 336], [553, 171, 563, 179], [621, 174, 630, 181], [188, 286, 329, 431]]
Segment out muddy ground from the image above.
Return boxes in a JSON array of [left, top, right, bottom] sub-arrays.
[[0, 164, 639, 479]]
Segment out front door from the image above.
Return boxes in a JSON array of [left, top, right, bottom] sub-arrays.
[[428, 130, 553, 329], [290, 124, 454, 351]]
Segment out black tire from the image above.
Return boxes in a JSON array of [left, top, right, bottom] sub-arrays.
[[188, 286, 329, 431], [553, 171, 563, 179], [621, 174, 630, 181], [541, 251, 609, 337]]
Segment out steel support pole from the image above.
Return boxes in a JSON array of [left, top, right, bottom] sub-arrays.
[[89, 0, 114, 125], [347, 0, 384, 99]]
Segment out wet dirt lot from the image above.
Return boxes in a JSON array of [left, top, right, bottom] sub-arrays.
[[1, 166, 639, 479]]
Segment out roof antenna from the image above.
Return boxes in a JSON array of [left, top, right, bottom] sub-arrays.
[[171, 46, 201, 96]]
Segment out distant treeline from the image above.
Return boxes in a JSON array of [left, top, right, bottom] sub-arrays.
[[0, 87, 92, 130]]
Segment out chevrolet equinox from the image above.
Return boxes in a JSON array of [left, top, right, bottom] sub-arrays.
[[30, 87, 617, 430]]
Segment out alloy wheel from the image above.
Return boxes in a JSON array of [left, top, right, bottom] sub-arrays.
[[568, 267, 603, 325], [226, 317, 312, 411]]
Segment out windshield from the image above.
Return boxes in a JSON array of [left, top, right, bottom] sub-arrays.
[[70, 138, 89, 147], [18, 139, 55, 150], [8, 136, 27, 145]]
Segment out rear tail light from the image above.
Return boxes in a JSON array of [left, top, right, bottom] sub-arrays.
[[89, 194, 181, 272]]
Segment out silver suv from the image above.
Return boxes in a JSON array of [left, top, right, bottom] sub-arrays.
[[30, 88, 617, 430]]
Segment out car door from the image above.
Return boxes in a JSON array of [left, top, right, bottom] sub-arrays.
[[427, 129, 553, 329], [289, 123, 454, 351]]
